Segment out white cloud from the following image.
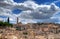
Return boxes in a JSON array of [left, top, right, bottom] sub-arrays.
[[0, 0, 60, 23], [9, 18, 16, 24], [0, 17, 8, 22], [52, 0, 60, 4], [0, 18, 4, 21], [18, 3, 59, 19], [19, 19, 37, 24]]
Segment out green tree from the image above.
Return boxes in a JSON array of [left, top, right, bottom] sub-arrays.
[[0, 21, 13, 27]]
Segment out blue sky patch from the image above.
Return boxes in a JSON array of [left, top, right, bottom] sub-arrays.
[[12, 9, 22, 14], [55, 2, 60, 7], [33, 0, 57, 4], [0, 16, 7, 18], [14, 0, 26, 3]]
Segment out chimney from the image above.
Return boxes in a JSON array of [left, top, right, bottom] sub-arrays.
[[17, 17, 19, 24], [7, 17, 9, 23]]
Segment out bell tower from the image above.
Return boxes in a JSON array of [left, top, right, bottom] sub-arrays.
[[17, 17, 19, 24]]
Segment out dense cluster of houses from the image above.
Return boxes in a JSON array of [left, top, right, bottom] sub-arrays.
[[0, 17, 60, 39], [13, 23, 60, 39]]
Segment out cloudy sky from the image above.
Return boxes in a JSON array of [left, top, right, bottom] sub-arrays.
[[0, 0, 60, 24]]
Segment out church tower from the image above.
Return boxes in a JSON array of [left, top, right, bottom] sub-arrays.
[[17, 17, 19, 24]]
